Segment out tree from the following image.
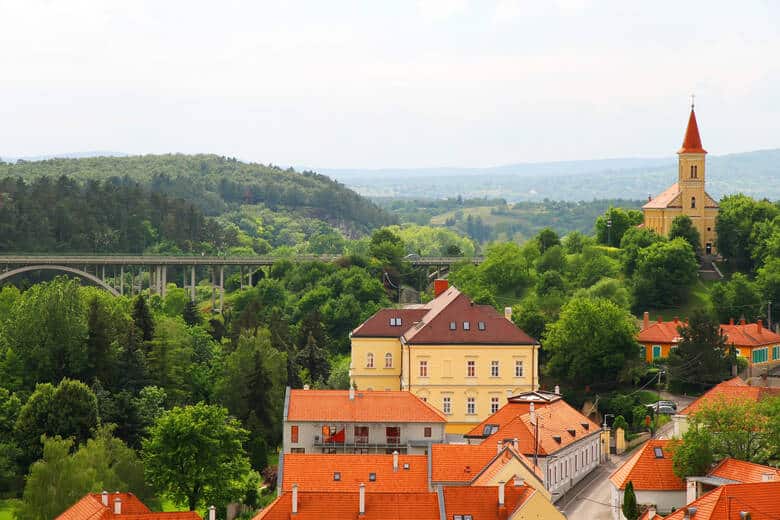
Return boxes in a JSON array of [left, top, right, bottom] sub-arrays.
[[183, 299, 202, 326], [670, 215, 702, 255], [15, 379, 99, 466], [478, 242, 533, 293], [633, 238, 698, 309], [142, 403, 251, 511], [536, 270, 565, 296], [710, 273, 763, 323], [620, 226, 665, 276], [85, 296, 114, 384], [668, 310, 731, 391], [132, 296, 155, 343], [368, 228, 405, 267], [670, 428, 714, 478], [544, 297, 639, 389], [595, 207, 643, 247], [622, 481, 639, 520], [536, 245, 566, 274], [535, 227, 560, 252], [757, 258, 780, 315], [716, 194, 779, 271], [296, 332, 331, 385]]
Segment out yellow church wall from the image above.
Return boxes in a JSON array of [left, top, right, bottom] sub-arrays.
[[350, 337, 402, 391]]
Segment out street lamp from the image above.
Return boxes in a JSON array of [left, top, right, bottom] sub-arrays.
[[606, 219, 613, 247], [602, 414, 614, 463], [653, 370, 666, 438]]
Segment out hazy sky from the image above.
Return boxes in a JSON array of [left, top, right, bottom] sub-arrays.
[[1, 0, 778, 168]]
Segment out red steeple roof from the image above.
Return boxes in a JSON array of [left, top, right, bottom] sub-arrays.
[[678, 108, 706, 154]]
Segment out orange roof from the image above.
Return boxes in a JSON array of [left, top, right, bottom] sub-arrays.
[[708, 457, 780, 484], [637, 318, 685, 344], [431, 443, 501, 482], [609, 440, 685, 491], [720, 321, 780, 347], [680, 377, 780, 416], [678, 108, 707, 154], [286, 389, 446, 423], [464, 392, 600, 456], [639, 509, 664, 520], [663, 482, 780, 520], [56, 493, 200, 520], [253, 485, 539, 520], [281, 454, 429, 493], [643, 183, 682, 209]]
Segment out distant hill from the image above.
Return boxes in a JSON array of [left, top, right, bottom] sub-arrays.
[[0, 154, 395, 235], [320, 149, 780, 202]]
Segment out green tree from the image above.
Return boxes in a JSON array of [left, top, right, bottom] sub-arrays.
[[566, 245, 620, 288], [544, 297, 639, 389], [535, 227, 560, 253], [670, 215, 702, 255], [297, 332, 331, 385], [536, 245, 566, 274], [511, 301, 547, 342], [622, 481, 639, 520], [596, 207, 643, 247], [716, 194, 779, 270], [574, 278, 631, 309], [670, 428, 714, 478], [710, 273, 763, 323], [183, 299, 202, 326], [368, 228, 405, 267], [478, 242, 533, 293], [142, 403, 251, 511], [757, 258, 780, 315], [85, 296, 114, 385], [132, 296, 155, 343], [620, 226, 665, 276], [668, 310, 732, 391], [633, 238, 698, 309], [536, 270, 565, 296]]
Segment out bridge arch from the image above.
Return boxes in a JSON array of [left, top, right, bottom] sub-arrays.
[[0, 265, 120, 296]]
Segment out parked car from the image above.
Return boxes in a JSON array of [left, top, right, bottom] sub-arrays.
[[646, 402, 676, 414]]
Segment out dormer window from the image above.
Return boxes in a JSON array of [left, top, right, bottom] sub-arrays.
[[654, 447, 664, 458], [478, 321, 486, 331], [449, 321, 457, 330], [333, 472, 341, 481], [463, 321, 470, 330], [368, 472, 376, 482], [691, 196, 696, 209], [389, 317, 403, 326]]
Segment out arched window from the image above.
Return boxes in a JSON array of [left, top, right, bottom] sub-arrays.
[[384, 353, 393, 368], [691, 196, 696, 209], [690, 165, 698, 179], [366, 352, 374, 368]]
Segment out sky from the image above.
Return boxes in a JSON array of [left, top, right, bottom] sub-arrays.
[[1, 0, 779, 168]]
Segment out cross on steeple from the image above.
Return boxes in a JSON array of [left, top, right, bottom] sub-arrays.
[[690, 93, 695, 109]]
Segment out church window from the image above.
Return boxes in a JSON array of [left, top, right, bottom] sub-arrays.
[[691, 196, 696, 209], [366, 352, 374, 368], [690, 165, 698, 179]]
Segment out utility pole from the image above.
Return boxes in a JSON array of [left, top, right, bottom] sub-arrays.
[[768, 301, 773, 331], [654, 370, 665, 438]]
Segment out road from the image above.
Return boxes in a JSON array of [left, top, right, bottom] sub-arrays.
[[561, 392, 695, 519]]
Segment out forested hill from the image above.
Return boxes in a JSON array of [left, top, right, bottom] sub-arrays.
[[0, 154, 395, 235]]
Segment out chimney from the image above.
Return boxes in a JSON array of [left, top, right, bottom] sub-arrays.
[[513, 476, 524, 487], [504, 307, 512, 321], [643, 312, 649, 330], [740, 513, 752, 520], [683, 506, 698, 519], [292, 483, 298, 514], [740, 317, 746, 325], [497, 440, 503, 454], [658, 316, 663, 323], [498, 481, 505, 506], [647, 194, 652, 202], [512, 437, 519, 451], [554, 385, 560, 395], [529, 402, 536, 425], [303, 384, 310, 391], [686, 478, 697, 504], [101, 491, 109, 507], [393, 450, 399, 472], [434, 279, 449, 298], [730, 317, 734, 325], [757, 319, 763, 333], [647, 506, 657, 519], [359, 483, 366, 516], [208, 506, 216, 520], [114, 496, 122, 515], [349, 387, 355, 400], [761, 472, 775, 482], [674, 316, 679, 324]]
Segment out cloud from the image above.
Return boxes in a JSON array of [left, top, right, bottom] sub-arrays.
[[416, 0, 469, 21]]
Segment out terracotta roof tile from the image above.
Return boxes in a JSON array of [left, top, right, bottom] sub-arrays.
[[643, 183, 682, 209], [664, 482, 780, 520], [281, 454, 429, 493], [678, 108, 707, 154], [609, 440, 685, 491], [55, 494, 200, 520], [680, 378, 780, 416], [351, 308, 428, 337], [720, 322, 780, 347], [637, 319, 686, 344], [708, 457, 780, 484], [430, 443, 500, 482], [286, 389, 446, 423]]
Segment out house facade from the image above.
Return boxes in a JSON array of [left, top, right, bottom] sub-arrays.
[[282, 387, 447, 455], [642, 105, 718, 254], [350, 281, 540, 434]]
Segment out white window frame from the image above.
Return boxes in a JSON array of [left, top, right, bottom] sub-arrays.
[[366, 352, 374, 368], [384, 352, 393, 368], [514, 360, 524, 378], [419, 360, 428, 378], [490, 360, 499, 377], [442, 396, 452, 415], [466, 397, 476, 415], [467, 360, 476, 377]]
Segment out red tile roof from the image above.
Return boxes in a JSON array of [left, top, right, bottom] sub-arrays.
[[351, 286, 538, 346], [281, 454, 429, 493], [609, 440, 685, 491], [679, 377, 780, 416], [286, 389, 446, 423], [56, 494, 200, 520], [720, 322, 780, 348], [253, 485, 541, 520], [708, 457, 780, 484], [464, 393, 600, 456], [643, 183, 682, 209], [663, 482, 780, 520], [637, 318, 686, 344], [351, 308, 428, 337], [678, 108, 707, 154], [431, 443, 507, 483]]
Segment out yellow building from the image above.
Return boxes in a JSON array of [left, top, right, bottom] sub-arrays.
[[643, 104, 719, 255], [350, 282, 540, 434]]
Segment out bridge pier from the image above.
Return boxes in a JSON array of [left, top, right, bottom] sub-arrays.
[[210, 267, 216, 311], [190, 266, 196, 301], [161, 265, 167, 298], [219, 265, 224, 312], [120, 266, 124, 296]]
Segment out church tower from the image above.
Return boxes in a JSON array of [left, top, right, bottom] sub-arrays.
[[642, 102, 719, 255]]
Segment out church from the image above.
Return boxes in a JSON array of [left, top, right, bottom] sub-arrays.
[[642, 104, 719, 255]]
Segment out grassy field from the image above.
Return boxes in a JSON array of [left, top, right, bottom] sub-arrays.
[[640, 279, 714, 322], [0, 499, 20, 520]]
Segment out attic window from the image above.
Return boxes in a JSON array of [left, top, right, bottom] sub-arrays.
[[552, 435, 562, 444], [453, 515, 474, 520], [449, 321, 457, 330], [567, 429, 576, 437], [369, 472, 376, 482], [389, 317, 403, 326], [333, 472, 341, 481], [478, 321, 486, 331], [482, 424, 499, 436], [654, 447, 664, 459], [403, 463, 410, 470], [581, 423, 590, 431], [463, 321, 470, 330]]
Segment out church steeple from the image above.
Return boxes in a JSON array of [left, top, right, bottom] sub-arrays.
[[678, 106, 706, 154]]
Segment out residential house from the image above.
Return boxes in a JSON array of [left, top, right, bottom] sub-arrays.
[[672, 377, 780, 437], [56, 492, 201, 520], [282, 387, 446, 454], [685, 457, 780, 503], [637, 314, 780, 371], [661, 481, 780, 520], [463, 390, 602, 500], [350, 281, 540, 434], [609, 440, 685, 519]]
